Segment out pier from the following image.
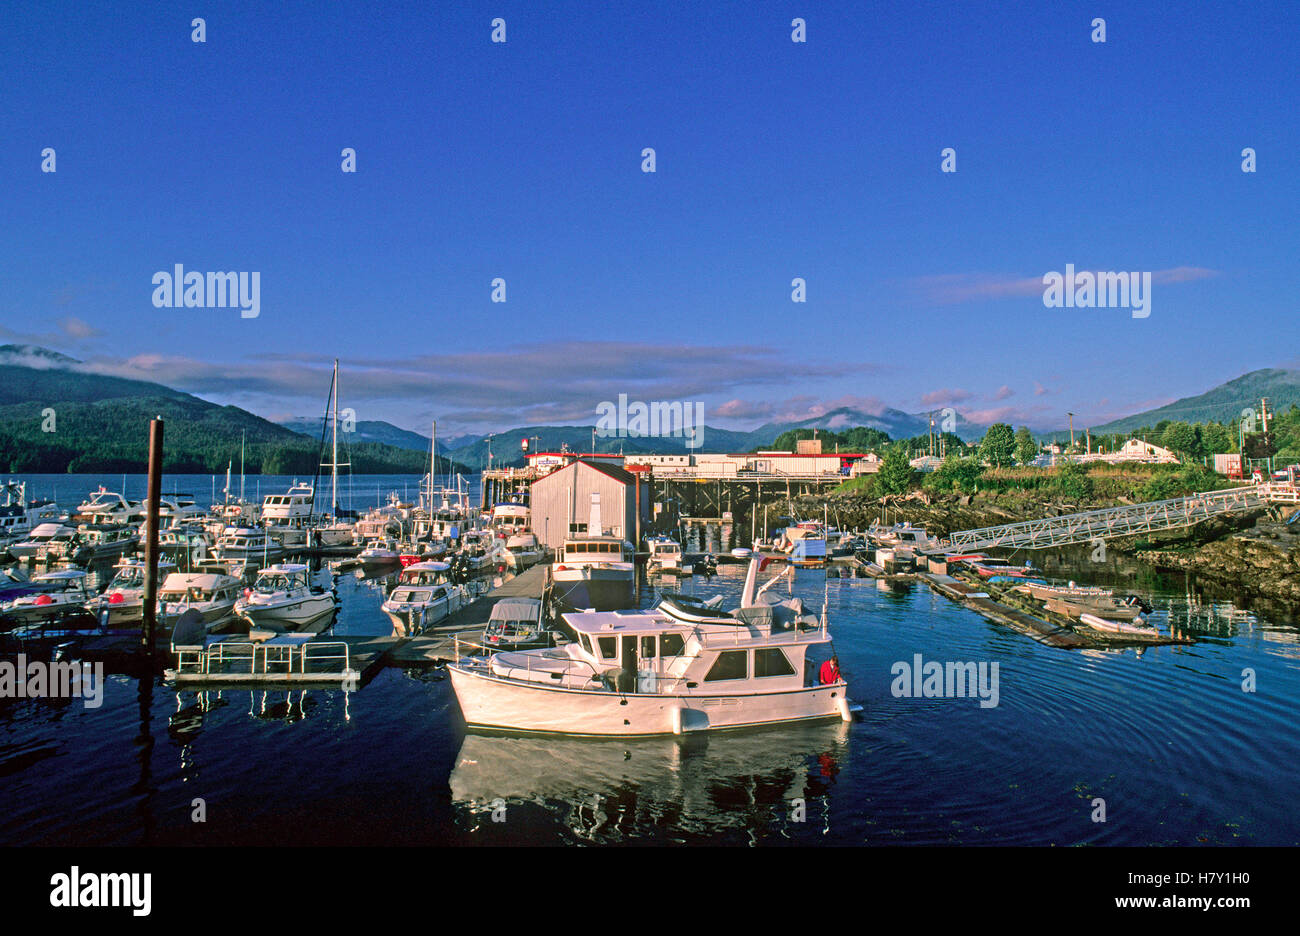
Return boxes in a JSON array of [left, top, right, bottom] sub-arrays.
[[941, 485, 1275, 552]]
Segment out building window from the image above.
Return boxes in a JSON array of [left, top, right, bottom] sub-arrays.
[[754, 648, 795, 678], [704, 650, 747, 682]]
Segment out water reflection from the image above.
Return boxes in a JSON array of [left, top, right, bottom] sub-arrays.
[[450, 720, 850, 843]]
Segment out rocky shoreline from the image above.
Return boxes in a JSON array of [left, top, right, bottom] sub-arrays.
[[779, 488, 1300, 607]]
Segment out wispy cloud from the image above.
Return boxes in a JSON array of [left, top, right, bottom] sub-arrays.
[[920, 387, 973, 406], [912, 266, 1219, 305]]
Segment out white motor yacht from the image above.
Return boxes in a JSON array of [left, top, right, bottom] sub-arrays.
[[448, 549, 852, 736]]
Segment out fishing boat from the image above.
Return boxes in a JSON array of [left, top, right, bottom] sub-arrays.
[[380, 561, 468, 634], [0, 481, 61, 544], [551, 535, 636, 611], [234, 563, 337, 633], [447, 550, 852, 736], [0, 569, 95, 625], [90, 556, 178, 627], [158, 571, 244, 633]]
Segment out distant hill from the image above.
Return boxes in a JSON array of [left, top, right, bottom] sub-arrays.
[[750, 405, 988, 447], [0, 346, 467, 475], [1085, 368, 1300, 436], [280, 418, 436, 453]]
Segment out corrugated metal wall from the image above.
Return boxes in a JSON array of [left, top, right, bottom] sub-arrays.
[[530, 462, 644, 548]]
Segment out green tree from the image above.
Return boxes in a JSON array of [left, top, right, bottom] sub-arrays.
[[1161, 421, 1199, 459], [876, 446, 915, 495], [1014, 426, 1037, 465], [979, 423, 1016, 468], [1199, 422, 1231, 455]]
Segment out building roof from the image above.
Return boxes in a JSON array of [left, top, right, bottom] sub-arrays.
[[534, 458, 638, 486]]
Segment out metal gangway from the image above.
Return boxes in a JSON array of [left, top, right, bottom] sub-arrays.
[[941, 484, 1278, 552]]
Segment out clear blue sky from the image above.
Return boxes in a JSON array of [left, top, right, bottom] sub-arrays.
[[2, 0, 1297, 436]]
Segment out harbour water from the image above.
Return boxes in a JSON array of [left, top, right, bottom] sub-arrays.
[[2, 543, 1298, 845]]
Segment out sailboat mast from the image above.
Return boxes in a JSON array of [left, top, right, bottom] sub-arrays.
[[239, 431, 245, 502], [430, 420, 437, 508], [332, 359, 339, 514]]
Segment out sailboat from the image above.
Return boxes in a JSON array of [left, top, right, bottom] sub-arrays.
[[310, 359, 356, 549]]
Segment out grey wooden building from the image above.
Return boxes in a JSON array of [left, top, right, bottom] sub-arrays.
[[529, 459, 650, 549]]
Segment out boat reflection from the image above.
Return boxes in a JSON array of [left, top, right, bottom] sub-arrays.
[[450, 720, 850, 842]]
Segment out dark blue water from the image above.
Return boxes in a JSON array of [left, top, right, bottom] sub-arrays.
[[3, 557, 1297, 846]]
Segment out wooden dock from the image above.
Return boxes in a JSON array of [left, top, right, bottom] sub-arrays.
[[920, 571, 1191, 649], [385, 564, 551, 666]]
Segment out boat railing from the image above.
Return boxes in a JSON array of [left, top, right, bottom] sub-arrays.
[[171, 639, 355, 680]]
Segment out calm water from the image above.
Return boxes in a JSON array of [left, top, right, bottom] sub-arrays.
[[3, 552, 1298, 845]]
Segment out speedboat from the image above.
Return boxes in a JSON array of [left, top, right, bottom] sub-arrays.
[[501, 532, 544, 570], [158, 571, 243, 633], [234, 563, 337, 633], [482, 597, 549, 649], [380, 561, 468, 635], [551, 535, 636, 611], [646, 536, 692, 575], [448, 548, 853, 736], [1, 569, 94, 626], [89, 556, 177, 627]]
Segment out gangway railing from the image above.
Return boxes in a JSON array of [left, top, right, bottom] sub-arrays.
[[169, 639, 357, 683], [941, 485, 1270, 552]]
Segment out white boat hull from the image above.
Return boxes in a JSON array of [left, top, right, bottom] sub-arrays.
[[236, 594, 336, 631], [448, 665, 849, 736]]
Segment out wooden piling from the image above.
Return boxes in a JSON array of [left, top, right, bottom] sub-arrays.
[[140, 417, 164, 655]]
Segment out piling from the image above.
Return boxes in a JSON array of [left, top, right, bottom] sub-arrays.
[[140, 417, 164, 656]]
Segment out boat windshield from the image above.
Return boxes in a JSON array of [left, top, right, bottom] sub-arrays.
[[390, 588, 431, 603], [255, 574, 299, 593]]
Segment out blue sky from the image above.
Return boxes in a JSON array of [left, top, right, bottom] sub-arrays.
[[2, 0, 1297, 436]]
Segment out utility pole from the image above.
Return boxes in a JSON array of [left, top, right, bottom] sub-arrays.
[[1067, 412, 1075, 452]]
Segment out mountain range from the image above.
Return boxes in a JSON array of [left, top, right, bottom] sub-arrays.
[[4, 345, 1298, 470]]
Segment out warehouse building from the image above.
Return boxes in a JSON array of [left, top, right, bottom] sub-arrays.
[[529, 459, 650, 549]]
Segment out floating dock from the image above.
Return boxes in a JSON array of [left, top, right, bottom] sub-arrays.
[[920, 570, 1192, 649], [386, 564, 551, 666]]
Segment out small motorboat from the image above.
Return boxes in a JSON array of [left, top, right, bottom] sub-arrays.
[[1079, 611, 1156, 636]]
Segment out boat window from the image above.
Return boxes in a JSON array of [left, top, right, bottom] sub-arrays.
[[640, 636, 656, 658], [579, 634, 594, 656], [754, 648, 795, 678], [596, 636, 617, 659], [704, 650, 747, 682], [660, 633, 685, 657]]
